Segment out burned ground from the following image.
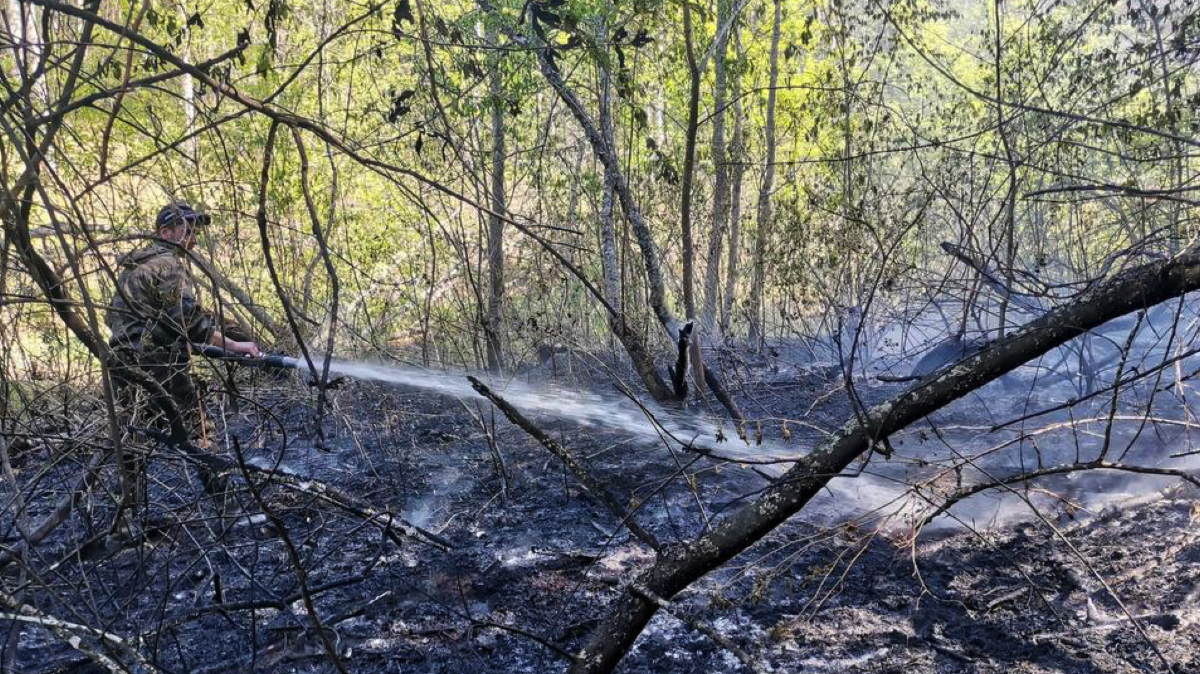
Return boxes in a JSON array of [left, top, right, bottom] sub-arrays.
[[4, 349, 1199, 673]]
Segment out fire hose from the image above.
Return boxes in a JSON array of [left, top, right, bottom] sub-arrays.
[[192, 344, 346, 388], [192, 343, 300, 369]]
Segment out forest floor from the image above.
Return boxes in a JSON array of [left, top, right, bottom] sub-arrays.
[[7, 347, 1200, 674]]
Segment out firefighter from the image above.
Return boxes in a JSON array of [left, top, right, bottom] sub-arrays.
[[107, 201, 259, 453]]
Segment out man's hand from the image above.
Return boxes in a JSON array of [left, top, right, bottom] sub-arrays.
[[207, 330, 261, 358], [225, 340, 261, 358]]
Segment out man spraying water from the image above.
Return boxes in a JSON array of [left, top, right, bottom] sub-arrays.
[[107, 201, 262, 444]]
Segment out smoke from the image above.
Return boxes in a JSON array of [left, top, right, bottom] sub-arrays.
[[755, 296, 1200, 529], [298, 291, 1200, 532]]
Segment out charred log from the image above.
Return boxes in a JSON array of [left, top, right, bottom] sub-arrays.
[[908, 333, 987, 378]]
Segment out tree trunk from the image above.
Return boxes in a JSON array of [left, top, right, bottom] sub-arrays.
[[518, 24, 742, 420], [679, 1, 700, 323], [520, 31, 744, 414], [484, 29, 506, 372], [678, 1, 706, 395], [721, 38, 745, 336], [568, 244, 1200, 674], [180, 5, 198, 164], [992, 0, 1018, 340], [595, 19, 672, 401], [701, 0, 732, 336], [597, 43, 621, 313], [748, 0, 781, 347]]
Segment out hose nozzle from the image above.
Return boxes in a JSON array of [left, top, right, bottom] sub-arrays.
[[192, 344, 300, 369]]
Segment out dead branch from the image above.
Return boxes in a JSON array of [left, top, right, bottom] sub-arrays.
[[472, 621, 579, 663], [120, 424, 452, 551], [940, 241, 1044, 313], [992, 343, 1200, 432], [468, 376, 661, 551], [0, 588, 156, 673], [169, 438, 453, 551], [232, 438, 350, 674], [0, 448, 109, 571], [919, 460, 1200, 528]]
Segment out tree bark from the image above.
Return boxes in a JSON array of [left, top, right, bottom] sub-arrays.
[[470, 377, 660, 551], [748, 0, 781, 346], [678, 1, 707, 396], [180, 4, 198, 164], [679, 1, 701, 324], [595, 35, 672, 401], [721, 69, 745, 335], [568, 245, 1200, 674], [992, 0, 1019, 339], [453, 3, 745, 417], [484, 28, 507, 372], [521, 30, 744, 418], [597, 66, 621, 314], [701, 0, 733, 335]]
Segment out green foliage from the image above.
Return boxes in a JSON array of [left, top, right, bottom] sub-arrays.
[[1, 0, 1196, 373]]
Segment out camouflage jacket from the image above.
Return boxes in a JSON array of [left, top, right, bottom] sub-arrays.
[[107, 240, 216, 351]]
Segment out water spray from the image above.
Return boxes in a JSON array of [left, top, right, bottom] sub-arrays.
[[195, 344, 802, 464], [194, 343, 1158, 528]]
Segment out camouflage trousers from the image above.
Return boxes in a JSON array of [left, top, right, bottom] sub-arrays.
[[109, 345, 217, 509], [109, 345, 202, 439]]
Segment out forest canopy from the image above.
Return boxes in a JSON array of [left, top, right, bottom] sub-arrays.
[[5, 0, 1195, 368]]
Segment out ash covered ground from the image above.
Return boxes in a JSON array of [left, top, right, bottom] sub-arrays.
[[5, 342, 1200, 673]]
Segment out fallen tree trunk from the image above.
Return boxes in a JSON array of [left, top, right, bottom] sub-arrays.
[[568, 246, 1200, 674]]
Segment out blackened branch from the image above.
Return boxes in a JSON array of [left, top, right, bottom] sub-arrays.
[[468, 376, 661, 552]]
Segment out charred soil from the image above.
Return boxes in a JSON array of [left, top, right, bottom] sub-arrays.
[[5, 350, 1199, 673]]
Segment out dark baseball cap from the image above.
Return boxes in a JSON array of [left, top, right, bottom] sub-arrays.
[[155, 201, 211, 229]]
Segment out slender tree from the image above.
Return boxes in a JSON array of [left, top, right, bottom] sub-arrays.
[[484, 25, 507, 371], [749, 0, 782, 346], [720, 30, 746, 335], [701, 0, 734, 337]]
